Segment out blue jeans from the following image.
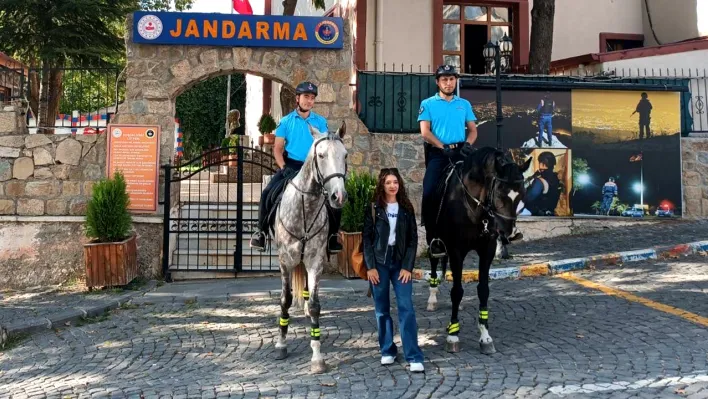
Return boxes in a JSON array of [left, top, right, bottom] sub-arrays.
[[539, 114, 553, 143], [370, 249, 424, 363]]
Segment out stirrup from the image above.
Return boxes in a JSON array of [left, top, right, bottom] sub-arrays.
[[429, 238, 447, 259], [249, 231, 267, 252]]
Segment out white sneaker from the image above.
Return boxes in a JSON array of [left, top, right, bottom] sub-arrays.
[[409, 362, 424, 372], [381, 356, 395, 365]]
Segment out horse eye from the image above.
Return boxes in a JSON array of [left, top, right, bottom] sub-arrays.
[[318, 153, 325, 158]]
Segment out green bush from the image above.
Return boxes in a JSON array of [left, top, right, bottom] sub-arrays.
[[340, 170, 377, 233], [257, 113, 277, 135], [85, 171, 133, 243]]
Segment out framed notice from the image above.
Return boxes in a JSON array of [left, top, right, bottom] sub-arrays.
[[106, 124, 161, 213]]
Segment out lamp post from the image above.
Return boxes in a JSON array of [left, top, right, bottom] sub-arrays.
[[483, 34, 513, 150]]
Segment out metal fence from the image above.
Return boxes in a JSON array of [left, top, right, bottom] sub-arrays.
[[0, 66, 123, 131], [355, 64, 706, 134]]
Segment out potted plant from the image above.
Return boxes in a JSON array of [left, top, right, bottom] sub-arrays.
[[257, 113, 277, 146], [337, 170, 377, 279], [83, 171, 137, 290], [221, 135, 239, 166]]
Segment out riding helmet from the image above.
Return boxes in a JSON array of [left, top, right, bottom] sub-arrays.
[[435, 64, 459, 79], [295, 81, 318, 96]]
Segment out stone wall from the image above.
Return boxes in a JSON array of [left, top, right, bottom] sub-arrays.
[[681, 137, 708, 217]]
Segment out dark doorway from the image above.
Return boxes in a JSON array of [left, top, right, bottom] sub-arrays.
[[464, 25, 488, 74]]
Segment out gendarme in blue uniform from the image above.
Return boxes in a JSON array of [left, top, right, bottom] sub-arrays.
[[275, 109, 329, 162], [417, 93, 477, 145]]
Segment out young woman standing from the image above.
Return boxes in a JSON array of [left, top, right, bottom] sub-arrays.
[[362, 168, 425, 372]]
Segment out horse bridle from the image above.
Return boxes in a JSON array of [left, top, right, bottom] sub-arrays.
[[455, 164, 524, 235]]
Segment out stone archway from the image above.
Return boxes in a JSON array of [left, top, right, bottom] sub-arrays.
[[113, 14, 363, 215]]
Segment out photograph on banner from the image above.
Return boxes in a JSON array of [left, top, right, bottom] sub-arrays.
[[571, 89, 681, 145], [571, 90, 682, 217], [508, 148, 572, 217], [459, 88, 572, 149]]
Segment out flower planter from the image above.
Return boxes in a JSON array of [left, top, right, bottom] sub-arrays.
[[337, 231, 364, 279], [83, 234, 138, 289]]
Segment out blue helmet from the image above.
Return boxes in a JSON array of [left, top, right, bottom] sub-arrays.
[[295, 81, 318, 96]]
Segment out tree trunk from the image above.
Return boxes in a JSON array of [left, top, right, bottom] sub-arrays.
[[29, 70, 40, 120], [47, 69, 63, 128], [38, 61, 50, 132], [282, 0, 298, 16], [280, 0, 299, 116], [528, 0, 555, 75]]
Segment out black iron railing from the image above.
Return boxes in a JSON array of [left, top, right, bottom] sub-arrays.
[[0, 66, 123, 131], [355, 65, 706, 135]]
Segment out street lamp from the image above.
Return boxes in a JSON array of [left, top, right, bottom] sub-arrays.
[[483, 34, 513, 150]]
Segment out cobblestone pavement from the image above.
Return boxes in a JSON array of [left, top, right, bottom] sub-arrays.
[[415, 219, 708, 270], [0, 281, 153, 331], [2, 255, 708, 398]]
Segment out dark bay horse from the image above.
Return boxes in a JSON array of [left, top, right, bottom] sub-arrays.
[[423, 147, 531, 354]]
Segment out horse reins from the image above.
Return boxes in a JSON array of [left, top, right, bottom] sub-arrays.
[[448, 157, 523, 236], [278, 134, 346, 261]]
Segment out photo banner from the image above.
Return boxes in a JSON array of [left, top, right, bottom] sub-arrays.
[[460, 86, 683, 218]]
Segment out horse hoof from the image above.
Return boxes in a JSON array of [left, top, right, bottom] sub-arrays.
[[445, 341, 460, 353], [480, 342, 496, 355], [311, 359, 327, 374], [275, 347, 288, 360]]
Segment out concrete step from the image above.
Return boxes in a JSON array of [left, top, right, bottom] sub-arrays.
[[176, 233, 278, 254]]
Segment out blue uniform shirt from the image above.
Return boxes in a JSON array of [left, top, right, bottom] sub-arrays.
[[275, 110, 329, 162], [417, 93, 477, 145]]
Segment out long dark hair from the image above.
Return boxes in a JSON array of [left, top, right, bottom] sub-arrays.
[[374, 168, 415, 214]]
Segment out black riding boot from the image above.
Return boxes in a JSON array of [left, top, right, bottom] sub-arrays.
[[327, 205, 343, 253]]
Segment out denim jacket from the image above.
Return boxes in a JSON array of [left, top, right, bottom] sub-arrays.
[[362, 202, 418, 271]]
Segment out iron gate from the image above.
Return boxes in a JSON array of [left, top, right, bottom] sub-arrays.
[[160, 145, 278, 280]]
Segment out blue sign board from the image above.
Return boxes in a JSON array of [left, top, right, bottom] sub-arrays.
[[132, 11, 344, 49]]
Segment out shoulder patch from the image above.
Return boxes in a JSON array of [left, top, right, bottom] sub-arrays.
[[419, 105, 424, 115]]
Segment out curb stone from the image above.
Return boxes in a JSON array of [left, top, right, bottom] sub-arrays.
[[1, 281, 158, 345], [411, 240, 708, 283]]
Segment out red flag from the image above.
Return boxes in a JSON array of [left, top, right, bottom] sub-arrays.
[[233, 0, 253, 14]]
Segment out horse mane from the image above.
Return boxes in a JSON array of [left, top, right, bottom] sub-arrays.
[[461, 146, 504, 182]]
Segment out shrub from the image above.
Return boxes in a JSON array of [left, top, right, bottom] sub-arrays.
[[257, 113, 277, 135], [340, 170, 377, 233], [85, 171, 133, 242]]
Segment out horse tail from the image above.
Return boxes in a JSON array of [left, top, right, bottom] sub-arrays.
[[291, 262, 307, 309]]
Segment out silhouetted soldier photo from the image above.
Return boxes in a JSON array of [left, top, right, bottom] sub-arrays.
[[631, 92, 653, 139]]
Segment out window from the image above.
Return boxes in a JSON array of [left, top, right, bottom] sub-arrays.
[[606, 38, 644, 52], [441, 4, 513, 74]]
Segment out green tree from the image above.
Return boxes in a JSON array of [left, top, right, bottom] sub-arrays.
[[176, 74, 247, 160], [571, 157, 590, 196], [0, 0, 195, 129]]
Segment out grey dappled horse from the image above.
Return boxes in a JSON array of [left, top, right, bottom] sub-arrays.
[[272, 121, 348, 374]]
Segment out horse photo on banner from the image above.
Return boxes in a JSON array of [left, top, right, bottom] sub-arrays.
[[570, 89, 682, 218]]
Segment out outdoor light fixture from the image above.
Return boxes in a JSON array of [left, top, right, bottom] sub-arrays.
[[482, 35, 514, 150]]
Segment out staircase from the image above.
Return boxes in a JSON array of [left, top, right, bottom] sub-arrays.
[[168, 203, 280, 280]]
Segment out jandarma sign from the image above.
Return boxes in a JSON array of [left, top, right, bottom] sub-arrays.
[[132, 11, 343, 49]]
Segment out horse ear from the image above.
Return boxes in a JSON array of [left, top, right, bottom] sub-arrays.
[[308, 123, 322, 139], [338, 121, 346, 138], [521, 157, 533, 173]]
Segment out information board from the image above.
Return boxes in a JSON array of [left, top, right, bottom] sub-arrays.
[[106, 124, 161, 212]]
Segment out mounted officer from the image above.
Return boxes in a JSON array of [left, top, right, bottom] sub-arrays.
[[417, 64, 478, 259], [250, 81, 343, 254]]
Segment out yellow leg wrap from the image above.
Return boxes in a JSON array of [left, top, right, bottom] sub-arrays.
[[447, 322, 460, 334], [303, 290, 310, 300], [310, 327, 321, 338], [479, 310, 489, 320], [279, 317, 289, 327]]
